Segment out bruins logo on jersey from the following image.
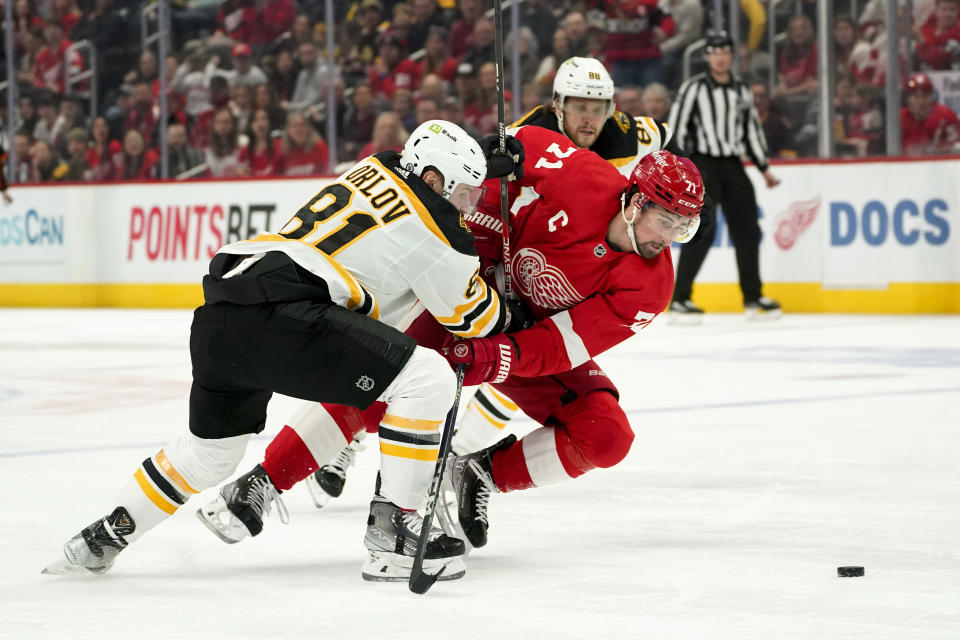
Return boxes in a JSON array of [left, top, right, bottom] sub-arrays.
[[613, 111, 631, 134], [637, 125, 652, 145]]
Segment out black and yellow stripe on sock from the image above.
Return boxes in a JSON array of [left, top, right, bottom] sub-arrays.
[[133, 450, 197, 515], [378, 414, 441, 461]]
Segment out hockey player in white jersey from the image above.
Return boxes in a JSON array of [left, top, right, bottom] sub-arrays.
[[44, 120, 524, 583]]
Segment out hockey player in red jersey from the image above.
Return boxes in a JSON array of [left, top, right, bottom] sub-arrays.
[[901, 72, 960, 156], [199, 123, 703, 556]]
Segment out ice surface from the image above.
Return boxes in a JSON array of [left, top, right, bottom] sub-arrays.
[[1, 309, 958, 639]]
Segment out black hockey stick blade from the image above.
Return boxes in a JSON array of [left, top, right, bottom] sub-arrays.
[[407, 364, 466, 594]]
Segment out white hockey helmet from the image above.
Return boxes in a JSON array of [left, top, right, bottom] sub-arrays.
[[552, 57, 616, 128], [400, 120, 487, 214]]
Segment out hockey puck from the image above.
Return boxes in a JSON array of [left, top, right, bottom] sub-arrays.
[[837, 566, 865, 577]]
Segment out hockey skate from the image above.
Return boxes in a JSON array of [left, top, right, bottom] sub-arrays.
[[361, 495, 466, 582], [305, 432, 366, 508], [667, 299, 705, 325], [42, 507, 135, 575], [744, 296, 782, 321], [439, 435, 516, 550], [197, 464, 288, 544]]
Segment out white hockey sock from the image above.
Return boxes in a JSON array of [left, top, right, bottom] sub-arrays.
[[454, 383, 519, 453]]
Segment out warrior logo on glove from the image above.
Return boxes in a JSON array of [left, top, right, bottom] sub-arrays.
[[453, 343, 471, 359]]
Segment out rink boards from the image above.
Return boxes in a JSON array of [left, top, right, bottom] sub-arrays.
[[0, 157, 958, 312]]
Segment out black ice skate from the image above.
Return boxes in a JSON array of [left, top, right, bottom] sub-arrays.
[[196, 464, 288, 544], [361, 495, 466, 582], [668, 299, 705, 325], [43, 507, 135, 575], [744, 296, 782, 320], [305, 432, 366, 508], [441, 435, 516, 549]]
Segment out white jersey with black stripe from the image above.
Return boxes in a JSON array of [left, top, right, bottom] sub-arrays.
[[214, 152, 504, 338]]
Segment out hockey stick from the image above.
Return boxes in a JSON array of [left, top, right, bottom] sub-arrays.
[[492, 0, 514, 301], [408, 363, 467, 594]]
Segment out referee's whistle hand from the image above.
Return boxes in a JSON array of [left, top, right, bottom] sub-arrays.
[[763, 169, 781, 189]]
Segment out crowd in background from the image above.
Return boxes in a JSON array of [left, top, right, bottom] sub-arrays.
[[1, 0, 959, 184]]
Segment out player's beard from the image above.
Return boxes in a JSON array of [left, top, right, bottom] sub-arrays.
[[637, 241, 668, 259]]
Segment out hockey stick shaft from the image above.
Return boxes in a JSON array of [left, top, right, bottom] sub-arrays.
[[492, 0, 514, 301], [408, 363, 467, 594]]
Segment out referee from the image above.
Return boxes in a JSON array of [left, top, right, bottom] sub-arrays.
[[667, 30, 781, 319]]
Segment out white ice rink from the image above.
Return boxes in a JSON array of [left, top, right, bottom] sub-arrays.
[[1, 309, 958, 640]]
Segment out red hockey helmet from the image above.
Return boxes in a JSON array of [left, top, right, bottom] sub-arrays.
[[624, 151, 704, 246], [905, 73, 934, 95]]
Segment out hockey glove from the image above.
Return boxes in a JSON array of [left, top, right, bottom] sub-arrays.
[[445, 335, 517, 385], [504, 296, 535, 333], [478, 134, 525, 181]]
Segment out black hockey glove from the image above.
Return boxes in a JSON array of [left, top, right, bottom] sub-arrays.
[[504, 296, 535, 333], [478, 134, 524, 181]]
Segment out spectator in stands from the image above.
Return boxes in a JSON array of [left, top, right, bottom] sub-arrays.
[[391, 87, 417, 131], [72, 0, 127, 96], [29, 140, 62, 183], [33, 19, 83, 94], [415, 96, 441, 126], [88, 116, 118, 181], [641, 82, 670, 120], [617, 85, 644, 116], [126, 82, 158, 147], [562, 10, 590, 58], [341, 82, 377, 160], [266, 48, 298, 102], [51, 0, 81, 37], [388, 3, 415, 45], [217, 43, 269, 87], [279, 112, 329, 175], [239, 109, 283, 176], [454, 61, 480, 121], [107, 129, 158, 180], [32, 91, 59, 146], [368, 30, 420, 99], [462, 16, 496, 71], [12, 132, 33, 183], [250, 0, 297, 48], [842, 84, 884, 156], [901, 72, 960, 155], [230, 84, 254, 133], [172, 50, 215, 121], [215, 0, 256, 44], [441, 95, 480, 138], [660, 0, 704, 85], [519, 0, 556, 57], [917, 0, 960, 70], [417, 73, 449, 104], [59, 127, 92, 181], [284, 41, 338, 112], [520, 81, 544, 114], [17, 26, 45, 86], [12, 0, 45, 55], [356, 110, 406, 159], [750, 82, 794, 157], [505, 26, 539, 88], [834, 14, 871, 79], [51, 94, 85, 158], [253, 83, 288, 134], [408, 0, 449, 52], [534, 28, 570, 89], [602, 1, 674, 87], [356, 0, 386, 64], [449, 0, 484, 59], [18, 92, 39, 137], [736, 42, 771, 85], [774, 15, 818, 98], [125, 50, 159, 87], [205, 107, 244, 177], [418, 27, 459, 82], [167, 123, 205, 178], [288, 14, 315, 52]]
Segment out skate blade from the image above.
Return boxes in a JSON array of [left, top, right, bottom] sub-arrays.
[[361, 551, 465, 583], [745, 309, 782, 321], [41, 556, 103, 575], [305, 475, 332, 509], [436, 482, 473, 556], [195, 506, 243, 544]]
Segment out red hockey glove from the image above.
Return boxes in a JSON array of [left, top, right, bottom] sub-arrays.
[[445, 335, 517, 385]]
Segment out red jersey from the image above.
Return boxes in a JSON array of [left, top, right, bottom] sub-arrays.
[[239, 138, 285, 176], [602, 0, 675, 62], [367, 59, 422, 98], [901, 103, 960, 155], [916, 16, 960, 70], [33, 39, 83, 93], [417, 57, 459, 83], [279, 140, 329, 176], [779, 45, 818, 88], [466, 125, 675, 378]]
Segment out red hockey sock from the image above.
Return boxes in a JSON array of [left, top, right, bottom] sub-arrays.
[[262, 426, 321, 491], [490, 440, 535, 492]]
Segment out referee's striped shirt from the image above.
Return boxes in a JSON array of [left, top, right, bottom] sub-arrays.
[[668, 72, 770, 171]]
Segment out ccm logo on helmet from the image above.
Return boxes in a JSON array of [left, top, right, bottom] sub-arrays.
[[677, 198, 700, 209]]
